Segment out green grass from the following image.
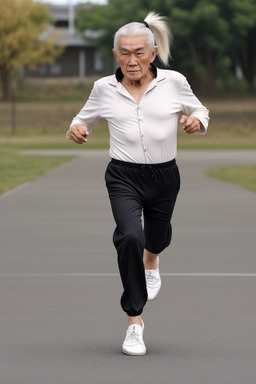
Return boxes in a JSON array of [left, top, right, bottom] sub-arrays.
[[206, 165, 256, 193], [0, 150, 74, 195]]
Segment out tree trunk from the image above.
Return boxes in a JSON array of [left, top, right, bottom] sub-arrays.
[[238, 30, 256, 93], [0, 66, 11, 101], [11, 92, 16, 135], [206, 48, 216, 95], [186, 37, 202, 90]]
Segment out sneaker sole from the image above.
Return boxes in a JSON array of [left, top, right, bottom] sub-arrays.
[[122, 347, 147, 356]]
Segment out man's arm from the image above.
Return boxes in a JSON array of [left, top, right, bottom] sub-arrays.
[[66, 83, 101, 144], [180, 79, 210, 134]]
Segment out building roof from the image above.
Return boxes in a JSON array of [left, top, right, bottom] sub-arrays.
[[39, 25, 93, 47]]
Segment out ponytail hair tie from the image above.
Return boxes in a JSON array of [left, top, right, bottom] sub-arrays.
[[143, 20, 149, 28]]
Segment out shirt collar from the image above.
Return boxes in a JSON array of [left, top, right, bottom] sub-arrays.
[[109, 63, 166, 86], [115, 63, 157, 82]]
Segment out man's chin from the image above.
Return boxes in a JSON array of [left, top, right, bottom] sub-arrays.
[[126, 71, 142, 80]]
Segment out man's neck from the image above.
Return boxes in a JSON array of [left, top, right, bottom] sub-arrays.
[[122, 73, 153, 88], [115, 63, 157, 83]]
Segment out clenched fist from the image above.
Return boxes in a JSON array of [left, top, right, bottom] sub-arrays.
[[180, 115, 201, 134], [69, 123, 89, 144]]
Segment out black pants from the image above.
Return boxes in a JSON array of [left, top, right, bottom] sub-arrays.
[[105, 158, 180, 317]]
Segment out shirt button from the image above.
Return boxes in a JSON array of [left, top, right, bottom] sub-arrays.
[[144, 148, 147, 152]]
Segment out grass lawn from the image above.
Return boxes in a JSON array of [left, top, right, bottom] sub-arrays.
[[0, 150, 74, 195], [206, 164, 256, 193], [0, 78, 255, 194]]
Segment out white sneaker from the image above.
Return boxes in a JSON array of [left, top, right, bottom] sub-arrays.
[[122, 320, 146, 356], [145, 257, 162, 301]]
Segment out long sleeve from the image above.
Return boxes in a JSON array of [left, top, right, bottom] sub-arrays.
[[180, 79, 210, 134], [66, 84, 101, 139]]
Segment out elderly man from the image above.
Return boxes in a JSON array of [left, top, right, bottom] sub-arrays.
[[67, 12, 209, 356]]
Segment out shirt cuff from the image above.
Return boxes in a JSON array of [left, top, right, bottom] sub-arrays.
[[198, 122, 207, 135], [191, 114, 209, 135], [66, 129, 71, 140]]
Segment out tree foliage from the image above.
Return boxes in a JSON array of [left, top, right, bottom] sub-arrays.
[[76, 0, 256, 93], [0, 0, 64, 100]]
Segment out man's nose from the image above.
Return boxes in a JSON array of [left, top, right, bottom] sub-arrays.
[[129, 55, 138, 65]]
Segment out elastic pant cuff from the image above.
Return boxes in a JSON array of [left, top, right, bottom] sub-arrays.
[[126, 309, 143, 317]]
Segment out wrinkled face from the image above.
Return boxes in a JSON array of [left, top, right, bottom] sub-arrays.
[[113, 35, 157, 82]]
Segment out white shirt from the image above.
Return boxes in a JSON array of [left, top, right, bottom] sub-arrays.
[[67, 67, 209, 164]]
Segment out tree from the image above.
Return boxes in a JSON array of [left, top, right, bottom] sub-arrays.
[[167, 0, 231, 93], [221, 0, 256, 91], [0, 0, 64, 101], [169, 0, 256, 92]]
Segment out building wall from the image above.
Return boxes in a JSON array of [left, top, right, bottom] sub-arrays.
[[25, 46, 96, 78]]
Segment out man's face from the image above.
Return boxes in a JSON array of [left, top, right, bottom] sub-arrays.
[[113, 35, 158, 82]]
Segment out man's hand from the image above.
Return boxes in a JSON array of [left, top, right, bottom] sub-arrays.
[[180, 115, 201, 134], [70, 123, 89, 144]]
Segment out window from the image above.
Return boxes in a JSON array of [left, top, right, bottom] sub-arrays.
[[50, 64, 62, 75], [38, 65, 47, 75]]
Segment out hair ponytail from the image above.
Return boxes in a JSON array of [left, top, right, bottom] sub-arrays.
[[144, 11, 172, 66]]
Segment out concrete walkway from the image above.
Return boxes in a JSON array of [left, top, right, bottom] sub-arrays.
[[0, 150, 255, 384]]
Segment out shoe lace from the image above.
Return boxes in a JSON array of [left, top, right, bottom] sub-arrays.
[[131, 329, 140, 343], [146, 271, 157, 288]]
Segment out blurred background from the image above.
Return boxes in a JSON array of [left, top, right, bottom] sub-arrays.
[[0, 0, 255, 194]]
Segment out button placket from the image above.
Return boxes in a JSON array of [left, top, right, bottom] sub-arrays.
[[137, 106, 147, 158], [137, 106, 144, 138]]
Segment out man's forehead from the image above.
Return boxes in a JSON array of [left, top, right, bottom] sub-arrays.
[[120, 46, 145, 52], [118, 35, 149, 50]]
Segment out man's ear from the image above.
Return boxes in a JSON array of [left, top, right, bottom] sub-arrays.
[[112, 49, 119, 63], [150, 46, 158, 63]]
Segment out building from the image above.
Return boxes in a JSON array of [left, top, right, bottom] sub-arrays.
[[25, 4, 104, 80]]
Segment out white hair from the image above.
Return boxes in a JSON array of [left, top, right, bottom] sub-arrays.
[[113, 11, 172, 66]]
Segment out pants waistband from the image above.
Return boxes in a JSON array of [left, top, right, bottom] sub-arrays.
[[110, 158, 176, 169]]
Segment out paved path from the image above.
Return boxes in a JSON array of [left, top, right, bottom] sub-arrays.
[[0, 150, 255, 384]]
